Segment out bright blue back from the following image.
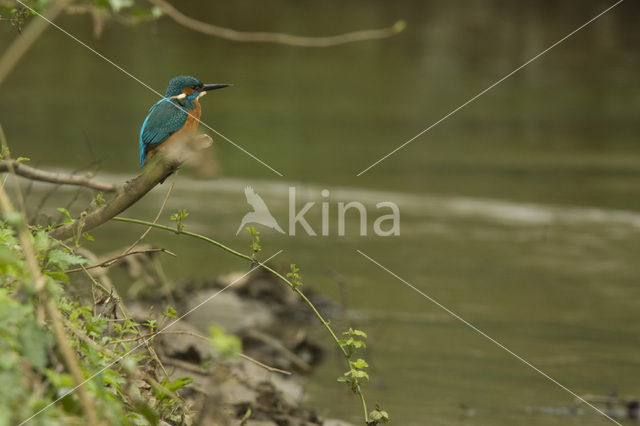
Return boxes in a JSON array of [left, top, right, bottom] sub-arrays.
[[139, 98, 188, 167]]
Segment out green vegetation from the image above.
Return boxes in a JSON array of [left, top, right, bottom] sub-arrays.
[[0, 162, 387, 424], [113, 215, 390, 424], [0, 219, 195, 424]]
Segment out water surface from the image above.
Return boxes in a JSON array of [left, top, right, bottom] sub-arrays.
[[1, 1, 639, 424]]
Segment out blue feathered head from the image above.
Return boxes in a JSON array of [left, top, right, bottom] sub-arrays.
[[165, 76, 202, 97], [164, 76, 229, 97]]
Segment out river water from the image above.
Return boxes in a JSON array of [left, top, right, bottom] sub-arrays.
[[1, 1, 639, 424]]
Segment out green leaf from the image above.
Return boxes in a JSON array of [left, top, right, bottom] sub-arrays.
[[133, 400, 159, 425], [45, 370, 74, 388], [209, 325, 242, 358], [0, 246, 19, 266], [352, 370, 369, 380], [163, 376, 193, 392], [47, 249, 88, 270], [44, 270, 70, 284], [103, 369, 126, 389], [93, 192, 105, 207], [32, 230, 50, 253], [351, 340, 366, 349], [56, 207, 72, 220], [351, 358, 369, 369], [343, 328, 367, 338], [108, 0, 133, 12], [246, 226, 259, 237], [3, 211, 23, 228], [369, 405, 390, 424], [150, 6, 163, 18]]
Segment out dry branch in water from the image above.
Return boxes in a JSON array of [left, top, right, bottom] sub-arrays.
[[0, 159, 118, 192], [148, 0, 406, 47], [48, 133, 212, 241]]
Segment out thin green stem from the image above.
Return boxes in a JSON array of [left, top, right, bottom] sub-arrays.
[[358, 389, 369, 423], [111, 216, 369, 423], [113, 216, 249, 259]]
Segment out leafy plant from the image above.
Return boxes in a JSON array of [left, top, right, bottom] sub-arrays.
[[0, 217, 194, 424], [368, 405, 390, 425], [169, 208, 189, 233], [286, 264, 303, 288], [246, 225, 261, 258], [338, 328, 369, 391], [113, 216, 387, 424]]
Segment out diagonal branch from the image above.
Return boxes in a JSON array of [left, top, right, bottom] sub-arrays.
[[148, 0, 406, 47], [0, 159, 118, 192], [48, 134, 212, 241]]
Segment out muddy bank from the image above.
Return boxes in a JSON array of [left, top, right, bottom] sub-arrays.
[[126, 265, 352, 426]]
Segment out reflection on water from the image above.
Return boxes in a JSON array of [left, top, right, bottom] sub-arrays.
[[2, 0, 639, 424]]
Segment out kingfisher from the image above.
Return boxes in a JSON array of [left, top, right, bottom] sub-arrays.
[[139, 75, 229, 167]]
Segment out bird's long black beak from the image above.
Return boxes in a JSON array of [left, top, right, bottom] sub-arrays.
[[202, 83, 230, 91]]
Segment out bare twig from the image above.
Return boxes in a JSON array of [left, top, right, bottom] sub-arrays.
[[65, 247, 176, 273], [244, 329, 310, 373], [148, 0, 405, 47], [239, 353, 292, 376], [161, 357, 208, 374], [0, 159, 118, 192], [113, 329, 292, 375]]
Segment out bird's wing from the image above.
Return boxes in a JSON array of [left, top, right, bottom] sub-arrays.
[[244, 186, 270, 211], [139, 99, 188, 165]]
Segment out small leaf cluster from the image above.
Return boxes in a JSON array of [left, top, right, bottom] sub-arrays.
[[0, 3, 33, 33], [246, 225, 261, 257], [153, 376, 194, 402], [337, 328, 369, 392], [93, 192, 106, 207], [56, 207, 75, 225], [367, 405, 390, 425], [170, 208, 189, 233], [286, 264, 303, 288]]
